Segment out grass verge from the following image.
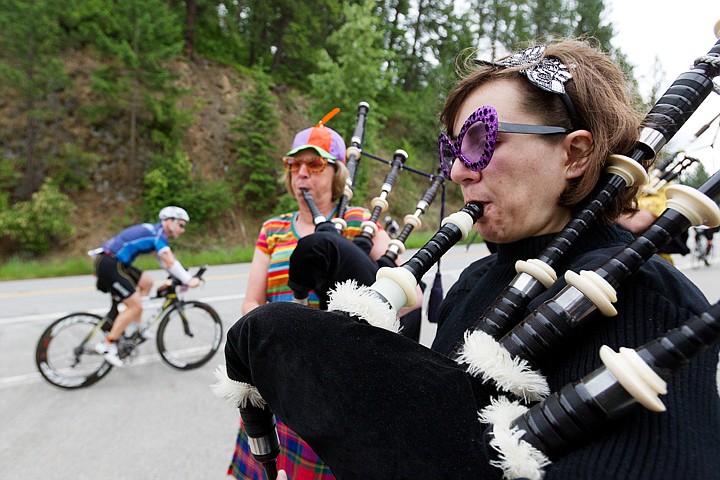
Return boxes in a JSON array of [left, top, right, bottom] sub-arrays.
[[0, 231, 482, 281]]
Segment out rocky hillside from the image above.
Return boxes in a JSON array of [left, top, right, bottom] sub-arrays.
[[0, 53, 328, 257], [0, 51, 457, 260]]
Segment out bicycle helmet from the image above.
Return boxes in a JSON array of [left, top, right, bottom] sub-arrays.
[[159, 206, 190, 222]]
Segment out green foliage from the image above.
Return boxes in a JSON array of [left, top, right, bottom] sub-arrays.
[[0, 0, 71, 199], [46, 144, 102, 193], [0, 181, 76, 254], [571, 0, 614, 49], [0, 1, 68, 93], [0, 0, 650, 263], [308, 0, 392, 131], [148, 92, 194, 154], [681, 162, 711, 190], [84, 0, 184, 166], [0, 156, 21, 193], [272, 193, 300, 216], [143, 150, 233, 225], [234, 0, 343, 86], [193, 0, 247, 65], [230, 72, 282, 215]]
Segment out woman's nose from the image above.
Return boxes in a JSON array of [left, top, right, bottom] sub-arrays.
[[297, 163, 311, 176], [450, 158, 482, 184]]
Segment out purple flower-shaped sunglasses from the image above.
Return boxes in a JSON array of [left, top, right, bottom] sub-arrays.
[[437, 105, 570, 179]]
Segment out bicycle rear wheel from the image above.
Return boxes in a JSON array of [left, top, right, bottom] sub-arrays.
[[35, 313, 113, 389], [156, 300, 222, 370]]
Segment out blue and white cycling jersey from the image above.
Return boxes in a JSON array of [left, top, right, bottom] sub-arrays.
[[102, 222, 170, 265]]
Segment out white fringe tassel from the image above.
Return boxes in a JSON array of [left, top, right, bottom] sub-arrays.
[[479, 396, 551, 480], [328, 280, 401, 333], [457, 330, 550, 402], [210, 364, 266, 409]]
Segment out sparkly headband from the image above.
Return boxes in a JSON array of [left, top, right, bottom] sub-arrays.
[[475, 45, 581, 130]]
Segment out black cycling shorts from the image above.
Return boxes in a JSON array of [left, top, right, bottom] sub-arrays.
[[94, 253, 142, 300]]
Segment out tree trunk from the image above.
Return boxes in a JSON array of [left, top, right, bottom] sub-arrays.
[[18, 23, 41, 200], [184, 0, 197, 59], [402, 0, 425, 91], [271, 13, 293, 73], [130, 80, 138, 174]]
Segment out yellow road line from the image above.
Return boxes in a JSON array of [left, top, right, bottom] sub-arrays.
[[0, 273, 248, 298]]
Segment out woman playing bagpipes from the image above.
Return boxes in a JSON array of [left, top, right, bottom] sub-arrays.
[[217, 37, 720, 479], [231, 112, 421, 479]]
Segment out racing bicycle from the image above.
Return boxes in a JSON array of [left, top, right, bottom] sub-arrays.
[[35, 266, 222, 389]]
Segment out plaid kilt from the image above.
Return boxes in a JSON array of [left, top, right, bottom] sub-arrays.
[[228, 418, 334, 479]]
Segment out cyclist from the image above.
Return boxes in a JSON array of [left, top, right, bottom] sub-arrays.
[[93, 206, 200, 366], [694, 225, 719, 265], [701, 225, 719, 256]]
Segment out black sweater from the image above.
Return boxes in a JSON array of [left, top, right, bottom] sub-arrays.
[[433, 224, 720, 479]]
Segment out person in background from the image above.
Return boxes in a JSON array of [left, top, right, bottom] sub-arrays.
[[700, 224, 719, 256], [232, 115, 421, 479], [93, 206, 200, 366]]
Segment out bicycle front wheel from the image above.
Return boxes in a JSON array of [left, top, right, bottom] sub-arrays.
[[156, 301, 223, 370], [35, 313, 113, 389]]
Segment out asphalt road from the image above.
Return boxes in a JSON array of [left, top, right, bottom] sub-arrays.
[[0, 244, 717, 480]]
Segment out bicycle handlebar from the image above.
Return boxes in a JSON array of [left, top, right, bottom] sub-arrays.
[[195, 265, 208, 279], [157, 265, 209, 297]]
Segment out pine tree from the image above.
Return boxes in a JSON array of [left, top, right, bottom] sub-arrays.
[[0, 0, 68, 200], [84, 0, 184, 174], [231, 72, 281, 215]]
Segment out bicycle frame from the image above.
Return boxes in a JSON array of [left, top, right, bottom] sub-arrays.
[[36, 265, 219, 389]]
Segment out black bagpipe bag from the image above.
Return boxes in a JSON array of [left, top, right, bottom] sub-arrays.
[[288, 231, 379, 310], [224, 301, 499, 479]]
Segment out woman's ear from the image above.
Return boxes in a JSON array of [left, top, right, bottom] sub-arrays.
[[564, 129, 593, 179]]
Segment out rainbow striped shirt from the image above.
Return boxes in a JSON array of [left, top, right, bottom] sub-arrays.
[[231, 206, 376, 479], [256, 206, 371, 308]]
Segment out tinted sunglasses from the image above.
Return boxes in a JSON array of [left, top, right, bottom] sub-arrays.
[[282, 156, 335, 174], [437, 105, 570, 179]]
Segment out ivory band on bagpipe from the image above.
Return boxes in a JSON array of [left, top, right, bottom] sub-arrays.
[[481, 300, 720, 479], [459, 169, 720, 404]]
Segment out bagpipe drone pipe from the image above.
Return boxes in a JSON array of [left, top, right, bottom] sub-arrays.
[[480, 300, 720, 480], [455, 167, 720, 401], [450, 20, 720, 347], [640, 154, 700, 257], [644, 152, 700, 195], [644, 109, 720, 195], [333, 102, 370, 232], [213, 23, 720, 480], [642, 111, 719, 256]]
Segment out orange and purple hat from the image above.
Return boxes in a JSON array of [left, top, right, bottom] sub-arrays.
[[285, 108, 346, 163]]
